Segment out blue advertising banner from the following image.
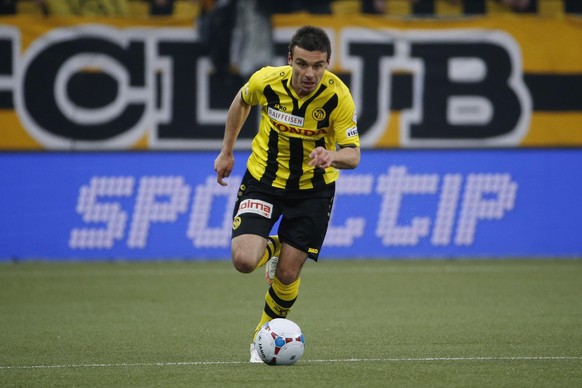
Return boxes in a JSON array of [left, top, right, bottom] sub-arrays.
[[0, 150, 581, 261]]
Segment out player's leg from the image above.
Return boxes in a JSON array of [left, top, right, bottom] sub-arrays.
[[230, 171, 280, 274], [231, 234, 268, 273], [251, 185, 335, 341], [231, 233, 280, 274], [252, 244, 308, 340]]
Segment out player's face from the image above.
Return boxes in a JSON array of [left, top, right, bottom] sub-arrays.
[[288, 47, 329, 98]]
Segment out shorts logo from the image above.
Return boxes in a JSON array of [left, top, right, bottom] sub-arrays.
[[308, 248, 319, 254], [236, 199, 273, 219], [312, 108, 326, 121], [233, 216, 241, 230]]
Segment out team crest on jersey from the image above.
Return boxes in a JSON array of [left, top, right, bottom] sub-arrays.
[[312, 108, 326, 121]]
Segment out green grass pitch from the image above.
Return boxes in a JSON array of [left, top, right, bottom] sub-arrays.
[[1, 259, 581, 387]]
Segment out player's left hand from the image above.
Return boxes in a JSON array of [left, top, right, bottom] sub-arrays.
[[309, 146, 333, 169]]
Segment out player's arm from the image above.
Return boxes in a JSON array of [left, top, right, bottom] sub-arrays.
[[309, 88, 360, 170], [331, 145, 360, 169], [214, 92, 252, 186], [309, 145, 360, 170]]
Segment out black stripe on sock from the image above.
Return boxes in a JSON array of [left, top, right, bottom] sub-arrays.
[[265, 243, 273, 259], [264, 303, 285, 319], [266, 236, 278, 258], [268, 286, 296, 309]]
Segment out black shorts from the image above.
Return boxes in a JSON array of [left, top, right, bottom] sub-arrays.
[[231, 170, 335, 261]]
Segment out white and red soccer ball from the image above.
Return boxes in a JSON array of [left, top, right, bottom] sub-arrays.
[[254, 318, 305, 365]]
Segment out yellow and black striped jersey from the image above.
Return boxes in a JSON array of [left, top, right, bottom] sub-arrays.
[[241, 65, 359, 190]]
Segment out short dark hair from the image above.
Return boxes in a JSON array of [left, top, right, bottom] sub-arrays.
[[288, 26, 331, 60]]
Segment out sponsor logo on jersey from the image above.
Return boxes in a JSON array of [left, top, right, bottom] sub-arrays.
[[268, 107, 305, 126], [347, 127, 358, 137], [271, 121, 329, 137]]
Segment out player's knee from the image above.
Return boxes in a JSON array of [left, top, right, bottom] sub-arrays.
[[231, 254, 256, 274], [275, 268, 299, 285]]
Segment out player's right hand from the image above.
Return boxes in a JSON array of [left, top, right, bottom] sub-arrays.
[[214, 153, 234, 186]]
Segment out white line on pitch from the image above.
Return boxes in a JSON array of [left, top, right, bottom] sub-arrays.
[[1, 356, 581, 370]]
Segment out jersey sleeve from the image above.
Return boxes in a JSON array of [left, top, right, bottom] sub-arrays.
[[333, 90, 360, 148], [240, 67, 268, 106]]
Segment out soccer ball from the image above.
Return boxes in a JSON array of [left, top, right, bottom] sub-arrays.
[[254, 318, 305, 365]]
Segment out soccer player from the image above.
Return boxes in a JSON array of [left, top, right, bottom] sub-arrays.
[[213, 25, 360, 362]]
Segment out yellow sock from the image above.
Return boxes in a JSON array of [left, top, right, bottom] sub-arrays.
[[252, 276, 300, 340], [255, 235, 280, 269]]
